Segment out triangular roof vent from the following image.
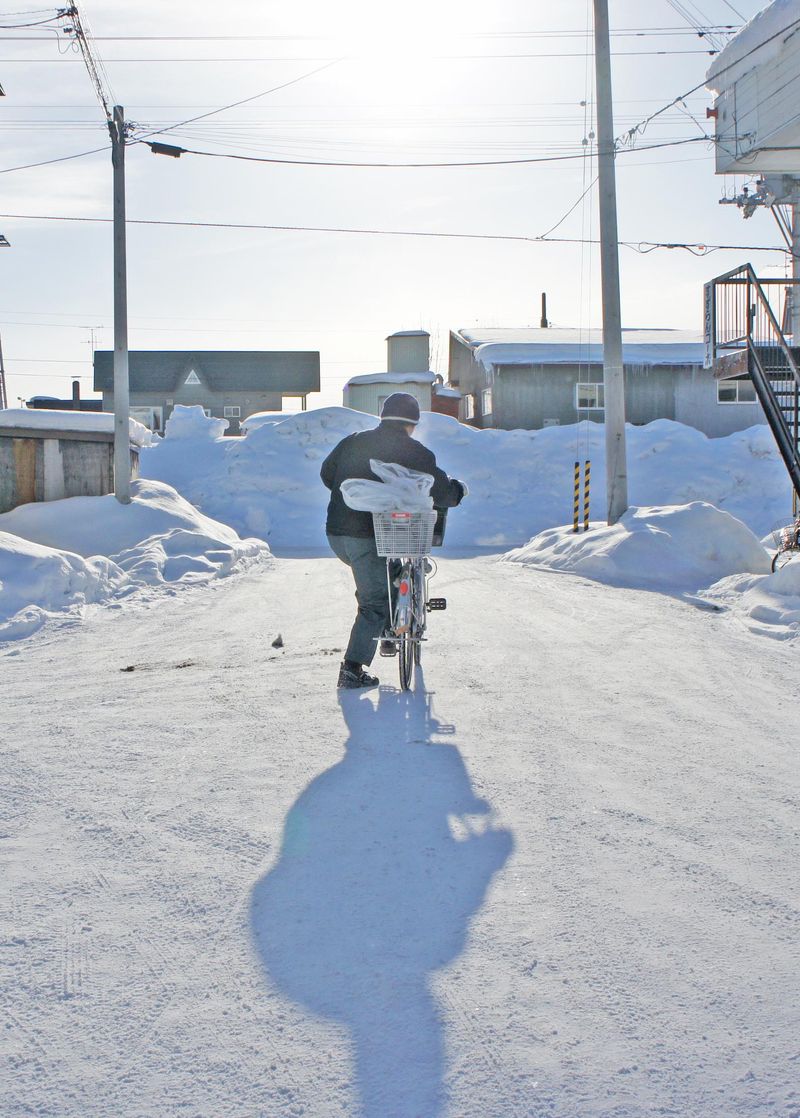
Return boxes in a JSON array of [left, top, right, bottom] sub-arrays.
[[184, 369, 201, 385]]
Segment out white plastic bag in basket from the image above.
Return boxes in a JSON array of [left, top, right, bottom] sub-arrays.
[[340, 459, 434, 512]]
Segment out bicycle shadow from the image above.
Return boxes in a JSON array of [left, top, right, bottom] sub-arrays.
[[249, 672, 513, 1117]]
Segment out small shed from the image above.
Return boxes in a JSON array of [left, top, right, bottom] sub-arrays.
[[0, 409, 149, 514], [343, 329, 461, 417]]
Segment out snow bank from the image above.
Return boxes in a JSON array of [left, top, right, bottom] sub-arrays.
[[163, 404, 229, 440], [704, 559, 800, 639], [0, 479, 270, 641], [503, 503, 771, 594], [0, 532, 124, 641], [141, 406, 791, 552], [0, 407, 152, 447]]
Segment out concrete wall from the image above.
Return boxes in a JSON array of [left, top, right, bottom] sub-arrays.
[[0, 433, 139, 513]]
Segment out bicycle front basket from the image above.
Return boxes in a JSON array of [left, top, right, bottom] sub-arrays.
[[373, 510, 437, 557]]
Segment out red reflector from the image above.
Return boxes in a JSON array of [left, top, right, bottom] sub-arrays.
[[399, 580, 409, 595]]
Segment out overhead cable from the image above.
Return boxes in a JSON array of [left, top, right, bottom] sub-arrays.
[[0, 210, 790, 256]]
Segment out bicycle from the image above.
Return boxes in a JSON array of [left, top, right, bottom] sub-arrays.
[[372, 508, 447, 691], [771, 516, 800, 572]]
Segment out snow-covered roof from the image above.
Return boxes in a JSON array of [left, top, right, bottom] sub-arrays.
[[386, 330, 430, 338], [346, 370, 436, 387], [706, 0, 800, 92], [434, 386, 461, 398], [0, 408, 152, 446], [456, 328, 705, 369]]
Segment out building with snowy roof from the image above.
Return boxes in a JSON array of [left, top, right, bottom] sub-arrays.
[[705, 0, 800, 175], [343, 330, 461, 419], [449, 327, 765, 436], [93, 350, 320, 434]]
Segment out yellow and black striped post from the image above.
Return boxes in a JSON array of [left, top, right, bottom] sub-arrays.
[[573, 461, 580, 532], [583, 459, 591, 531]]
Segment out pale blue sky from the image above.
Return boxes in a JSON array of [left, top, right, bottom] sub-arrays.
[[0, 0, 784, 408]]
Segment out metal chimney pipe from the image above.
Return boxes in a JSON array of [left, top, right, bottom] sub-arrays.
[[72, 380, 81, 409], [540, 293, 548, 328]]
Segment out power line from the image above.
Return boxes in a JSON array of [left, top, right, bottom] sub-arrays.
[[0, 210, 789, 255], [0, 49, 724, 62], [134, 135, 711, 168], [134, 58, 344, 144], [0, 26, 741, 40], [0, 144, 107, 173]]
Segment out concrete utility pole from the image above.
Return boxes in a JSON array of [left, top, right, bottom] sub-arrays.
[[593, 0, 628, 524], [110, 105, 131, 504], [793, 184, 800, 344]]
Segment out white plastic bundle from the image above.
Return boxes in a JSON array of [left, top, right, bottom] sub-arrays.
[[340, 459, 434, 512]]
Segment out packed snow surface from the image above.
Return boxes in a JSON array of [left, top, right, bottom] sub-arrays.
[[140, 406, 790, 551], [3, 554, 798, 1116], [0, 407, 152, 446], [0, 479, 269, 640]]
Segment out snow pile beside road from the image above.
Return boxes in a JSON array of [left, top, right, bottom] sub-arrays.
[[140, 406, 792, 551], [503, 503, 771, 593], [704, 560, 800, 640], [0, 479, 270, 640], [0, 532, 124, 640]]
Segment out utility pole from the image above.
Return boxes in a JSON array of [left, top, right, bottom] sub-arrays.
[[593, 0, 628, 524], [110, 105, 131, 503], [793, 184, 800, 344], [0, 332, 7, 410], [62, 6, 130, 503]]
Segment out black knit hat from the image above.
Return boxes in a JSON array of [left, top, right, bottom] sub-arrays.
[[380, 391, 421, 424]]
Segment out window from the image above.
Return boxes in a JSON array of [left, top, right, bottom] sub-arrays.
[[184, 370, 201, 385], [224, 405, 241, 418], [575, 382, 604, 410], [463, 395, 475, 421], [717, 379, 757, 404], [203, 408, 212, 417], [482, 388, 493, 415]]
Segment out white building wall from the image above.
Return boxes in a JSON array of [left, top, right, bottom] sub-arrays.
[[346, 380, 433, 416]]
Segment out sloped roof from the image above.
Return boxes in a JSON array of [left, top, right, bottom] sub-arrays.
[[93, 350, 320, 393], [346, 371, 436, 387]]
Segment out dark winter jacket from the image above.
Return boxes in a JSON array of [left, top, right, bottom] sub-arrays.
[[321, 420, 465, 538]]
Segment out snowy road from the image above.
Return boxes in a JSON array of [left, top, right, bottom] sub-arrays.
[[3, 556, 799, 1118]]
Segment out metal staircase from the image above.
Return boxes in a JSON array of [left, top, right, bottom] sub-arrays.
[[705, 264, 800, 502]]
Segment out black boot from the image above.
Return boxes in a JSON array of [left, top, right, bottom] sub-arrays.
[[337, 660, 379, 689]]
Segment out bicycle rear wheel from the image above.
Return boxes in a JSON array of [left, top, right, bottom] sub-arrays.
[[398, 632, 413, 689], [413, 561, 425, 666]]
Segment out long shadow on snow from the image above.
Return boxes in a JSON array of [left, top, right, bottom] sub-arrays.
[[250, 672, 513, 1118]]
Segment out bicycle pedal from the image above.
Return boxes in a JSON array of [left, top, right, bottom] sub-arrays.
[[427, 597, 447, 611]]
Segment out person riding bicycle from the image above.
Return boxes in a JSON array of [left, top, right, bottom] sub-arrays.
[[321, 392, 467, 690]]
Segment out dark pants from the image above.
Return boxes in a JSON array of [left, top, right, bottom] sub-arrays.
[[328, 534, 392, 667]]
